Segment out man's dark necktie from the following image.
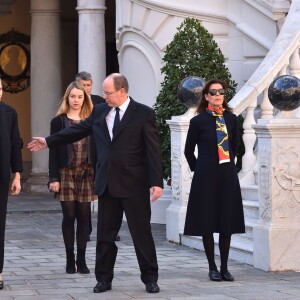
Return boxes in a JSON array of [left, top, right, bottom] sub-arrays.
[[112, 107, 120, 136]]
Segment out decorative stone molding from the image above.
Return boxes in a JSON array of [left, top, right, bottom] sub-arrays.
[[273, 142, 300, 221], [170, 142, 180, 201], [166, 108, 195, 243], [258, 147, 272, 222], [253, 117, 300, 271]]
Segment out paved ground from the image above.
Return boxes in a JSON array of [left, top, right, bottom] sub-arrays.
[[1, 192, 300, 299]]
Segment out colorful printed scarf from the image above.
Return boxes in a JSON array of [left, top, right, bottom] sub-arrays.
[[206, 105, 230, 164]]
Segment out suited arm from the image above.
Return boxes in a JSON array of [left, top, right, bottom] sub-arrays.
[[184, 118, 198, 172], [10, 108, 23, 174], [48, 117, 62, 183], [46, 113, 93, 149], [143, 110, 164, 189]]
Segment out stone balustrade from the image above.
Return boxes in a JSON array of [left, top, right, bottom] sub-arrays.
[[230, 0, 300, 185]]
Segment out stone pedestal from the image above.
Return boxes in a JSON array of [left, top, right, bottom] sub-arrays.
[[166, 108, 195, 243], [150, 183, 172, 224], [253, 116, 300, 271]]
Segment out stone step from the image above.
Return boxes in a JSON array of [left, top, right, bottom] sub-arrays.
[[254, 168, 258, 185], [230, 234, 253, 265], [241, 184, 258, 201], [243, 200, 259, 219], [241, 217, 258, 240], [180, 233, 253, 265]]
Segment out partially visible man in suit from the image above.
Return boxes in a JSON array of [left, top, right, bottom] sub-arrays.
[[28, 73, 163, 294], [75, 71, 105, 106]]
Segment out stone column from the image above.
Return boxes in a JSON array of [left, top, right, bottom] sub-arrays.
[[166, 109, 195, 243], [253, 113, 300, 271], [77, 0, 106, 95], [29, 0, 62, 192]]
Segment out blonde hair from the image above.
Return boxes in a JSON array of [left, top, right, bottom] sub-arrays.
[[56, 81, 93, 119]]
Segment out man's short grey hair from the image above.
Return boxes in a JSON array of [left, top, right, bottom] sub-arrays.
[[75, 71, 93, 82]]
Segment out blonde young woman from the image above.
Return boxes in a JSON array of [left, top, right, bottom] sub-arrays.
[[48, 81, 97, 274], [0, 78, 23, 290]]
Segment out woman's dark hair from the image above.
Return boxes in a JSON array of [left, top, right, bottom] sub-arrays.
[[196, 79, 232, 113]]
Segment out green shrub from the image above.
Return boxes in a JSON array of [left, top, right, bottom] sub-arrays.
[[154, 17, 237, 179]]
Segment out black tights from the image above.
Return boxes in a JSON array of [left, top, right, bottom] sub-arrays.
[[60, 201, 90, 252], [202, 234, 231, 272]]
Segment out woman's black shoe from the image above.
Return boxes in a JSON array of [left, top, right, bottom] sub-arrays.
[[221, 270, 234, 281], [66, 249, 76, 274], [0, 280, 3, 290], [66, 266, 76, 274], [76, 250, 90, 274], [209, 270, 221, 281], [76, 261, 90, 274]]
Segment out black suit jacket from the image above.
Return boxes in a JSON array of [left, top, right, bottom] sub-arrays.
[[0, 102, 23, 183], [46, 98, 163, 197], [91, 94, 105, 105]]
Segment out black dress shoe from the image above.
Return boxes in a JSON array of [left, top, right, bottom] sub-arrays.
[[93, 281, 112, 293], [0, 280, 3, 290], [115, 235, 120, 241], [145, 282, 160, 293], [221, 271, 234, 281], [209, 270, 221, 281]]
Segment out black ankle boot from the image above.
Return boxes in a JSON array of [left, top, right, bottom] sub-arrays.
[[76, 250, 90, 274], [66, 249, 76, 274]]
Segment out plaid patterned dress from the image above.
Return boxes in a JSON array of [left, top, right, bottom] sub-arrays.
[[55, 119, 97, 202]]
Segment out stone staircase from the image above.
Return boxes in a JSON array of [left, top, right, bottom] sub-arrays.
[[167, 0, 300, 268], [232, 181, 259, 264], [181, 180, 259, 265]]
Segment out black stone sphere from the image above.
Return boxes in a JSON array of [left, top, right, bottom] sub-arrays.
[[177, 76, 205, 108], [268, 75, 300, 111]]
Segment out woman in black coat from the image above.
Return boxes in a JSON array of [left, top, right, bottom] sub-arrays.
[[0, 79, 23, 290], [184, 79, 245, 282]]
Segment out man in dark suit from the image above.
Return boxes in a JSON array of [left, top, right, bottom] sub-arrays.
[[75, 71, 108, 240], [75, 71, 105, 106], [28, 73, 163, 294], [75, 71, 120, 242]]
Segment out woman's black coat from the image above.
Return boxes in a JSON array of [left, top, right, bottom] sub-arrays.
[[48, 114, 96, 183], [0, 102, 23, 184], [184, 110, 245, 236]]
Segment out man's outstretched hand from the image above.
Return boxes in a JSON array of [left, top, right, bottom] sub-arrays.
[[28, 137, 48, 151]]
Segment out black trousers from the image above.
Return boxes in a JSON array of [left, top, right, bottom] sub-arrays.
[[95, 189, 158, 284], [0, 182, 9, 273]]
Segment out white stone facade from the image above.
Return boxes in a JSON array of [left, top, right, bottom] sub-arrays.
[[2, 0, 300, 270], [116, 0, 287, 108]]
